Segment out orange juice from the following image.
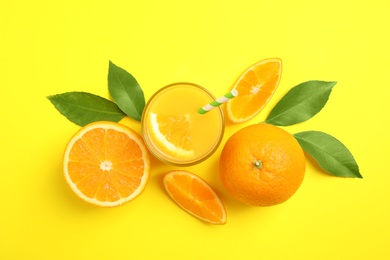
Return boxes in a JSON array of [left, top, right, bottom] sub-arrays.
[[141, 82, 224, 166]]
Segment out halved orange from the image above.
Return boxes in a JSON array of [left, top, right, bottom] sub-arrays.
[[63, 121, 150, 207], [163, 171, 227, 224], [149, 113, 194, 158], [226, 58, 282, 123]]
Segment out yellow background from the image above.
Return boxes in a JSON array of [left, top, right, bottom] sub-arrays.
[[1, 0, 389, 259]]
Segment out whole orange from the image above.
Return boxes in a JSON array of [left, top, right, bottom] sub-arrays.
[[220, 123, 306, 206]]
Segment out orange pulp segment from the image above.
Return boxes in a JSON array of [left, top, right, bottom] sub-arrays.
[[63, 121, 150, 207], [149, 113, 194, 158], [226, 58, 282, 123], [163, 171, 227, 224]]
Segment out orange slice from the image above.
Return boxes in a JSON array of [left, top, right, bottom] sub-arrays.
[[63, 121, 150, 207], [163, 171, 227, 224], [226, 58, 282, 123], [149, 113, 194, 158]]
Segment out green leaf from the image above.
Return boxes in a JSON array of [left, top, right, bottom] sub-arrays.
[[294, 131, 362, 178], [108, 61, 145, 121], [47, 92, 126, 126], [266, 80, 337, 126]]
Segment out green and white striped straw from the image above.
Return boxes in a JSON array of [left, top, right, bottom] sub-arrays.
[[198, 89, 238, 114]]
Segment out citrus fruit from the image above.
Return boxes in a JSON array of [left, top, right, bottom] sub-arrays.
[[163, 171, 227, 224], [226, 58, 282, 123], [63, 121, 150, 207], [220, 123, 305, 206], [149, 113, 194, 159]]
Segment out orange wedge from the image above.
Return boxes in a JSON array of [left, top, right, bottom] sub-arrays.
[[63, 121, 150, 207], [163, 171, 227, 224], [226, 58, 282, 123], [149, 113, 194, 158]]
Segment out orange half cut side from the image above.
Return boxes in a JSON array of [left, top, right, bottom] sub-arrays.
[[63, 121, 150, 207]]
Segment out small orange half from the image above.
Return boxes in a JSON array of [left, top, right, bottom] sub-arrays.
[[163, 171, 227, 225], [63, 121, 150, 207], [226, 58, 282, 123]]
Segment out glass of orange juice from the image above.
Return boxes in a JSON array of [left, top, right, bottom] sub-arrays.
[[141, 82, 225, 166]]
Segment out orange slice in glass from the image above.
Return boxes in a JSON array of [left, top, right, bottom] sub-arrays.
[[63, 121, 150, 207], [149, 113, 194, 158], [226, 58, 282, 123], [163, 171, 227, 225]]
